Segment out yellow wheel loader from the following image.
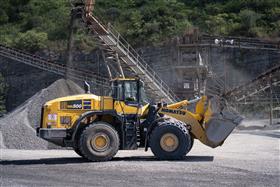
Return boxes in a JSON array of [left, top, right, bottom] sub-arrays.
[[37, 78, 243, 161]]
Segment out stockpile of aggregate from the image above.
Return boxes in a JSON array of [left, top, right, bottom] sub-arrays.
[[0, 79, 84, 149], [236, 118, 280, 130]]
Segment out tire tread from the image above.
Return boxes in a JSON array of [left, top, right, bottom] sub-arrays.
[[79, 122, 119, 162]]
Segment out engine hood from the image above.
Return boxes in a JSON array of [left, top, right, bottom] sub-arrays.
[[44, 94, 101, 106]]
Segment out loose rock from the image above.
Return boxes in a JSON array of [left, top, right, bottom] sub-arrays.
[[0, 79, 84, 149]]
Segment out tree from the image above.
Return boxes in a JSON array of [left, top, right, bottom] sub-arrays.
[[96, 0, 192, 46], [0, 0, 279, 49], [239, 9, 261, 30]]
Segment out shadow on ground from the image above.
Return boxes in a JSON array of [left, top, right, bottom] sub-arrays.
[[0, 155, 214, 165]]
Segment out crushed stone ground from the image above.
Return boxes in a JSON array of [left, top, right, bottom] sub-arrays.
[[0, 79, 84, 149]]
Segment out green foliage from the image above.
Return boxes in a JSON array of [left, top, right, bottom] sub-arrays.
[[0, 0, 279, 49], [96, 0, 192, 46], [0, 73, 6, 117], [239, 9, 260, 29], [14, 30, 48, 52], [180, 0, 280, 38], [0, 0, 70, 50]]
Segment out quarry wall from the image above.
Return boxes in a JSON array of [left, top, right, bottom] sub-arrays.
[[0, 43, 279, 112]]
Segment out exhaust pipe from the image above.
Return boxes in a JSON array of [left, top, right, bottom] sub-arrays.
[[84, 81, 91, 94]]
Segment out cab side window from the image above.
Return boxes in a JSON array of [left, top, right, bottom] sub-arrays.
[[124, 82, 137, 102]]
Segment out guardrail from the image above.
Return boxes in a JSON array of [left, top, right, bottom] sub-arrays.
[[83, 12, 179, 102]]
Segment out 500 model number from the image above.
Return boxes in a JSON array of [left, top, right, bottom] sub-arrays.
[[72, 104, 82, 109], [60, 100, 83, 110]]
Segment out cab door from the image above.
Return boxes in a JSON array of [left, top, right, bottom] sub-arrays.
[[112, 80, 141, 115]]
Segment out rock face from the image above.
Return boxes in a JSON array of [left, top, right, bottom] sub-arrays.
[[142, 44, 280, 95], [0, 56, 62, 111], [0, 49, 104, 112], [1, 42, 278, 112], [0, 79, 84, 149]]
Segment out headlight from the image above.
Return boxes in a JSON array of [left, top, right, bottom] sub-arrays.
[[48, 114, 57, 121]]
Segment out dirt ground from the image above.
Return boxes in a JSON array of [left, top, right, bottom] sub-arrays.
[[0, 130, 279, 187]]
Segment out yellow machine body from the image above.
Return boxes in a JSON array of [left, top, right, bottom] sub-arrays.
[[42, 94, 144, 129], [39, 78, 242, 150]]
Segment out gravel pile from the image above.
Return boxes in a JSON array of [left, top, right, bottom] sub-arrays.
[[0, 79, 84, 149], [0, 131, 6, 149], [236, 118, 280, 130]]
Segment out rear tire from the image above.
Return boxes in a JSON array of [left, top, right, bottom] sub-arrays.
[[150, 121, 191, 160], [79, 122, 119, 162], [189, 137, 194, 152]]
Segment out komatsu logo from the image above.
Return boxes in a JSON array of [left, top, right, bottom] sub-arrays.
[[161, 108, 186, 115]]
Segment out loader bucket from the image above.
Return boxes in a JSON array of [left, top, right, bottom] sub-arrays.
[[204, 97, 243, 146]]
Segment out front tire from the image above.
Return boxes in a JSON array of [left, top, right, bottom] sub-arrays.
[[79, 122, 119, 162], [74, 147, 85, 158], [150, 121, 191, 160]]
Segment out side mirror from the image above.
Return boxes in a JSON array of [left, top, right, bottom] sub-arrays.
[[84, 81, 90, 94]]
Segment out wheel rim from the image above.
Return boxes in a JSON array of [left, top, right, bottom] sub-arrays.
[[90, 133, 110, 152], [160, 133, 179, 152]]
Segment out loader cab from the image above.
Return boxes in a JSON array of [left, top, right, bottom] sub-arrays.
[[111, 78, 144, 106]]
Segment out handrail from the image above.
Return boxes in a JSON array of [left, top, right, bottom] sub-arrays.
[[107, 24, 179, 102], [200, 35, 280, 50], [85, 14, 179, 102]]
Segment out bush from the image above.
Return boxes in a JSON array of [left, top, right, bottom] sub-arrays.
[[239, 9, 261, 30], [14, 30, 48, 52], [1, 0, 279, 49]]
